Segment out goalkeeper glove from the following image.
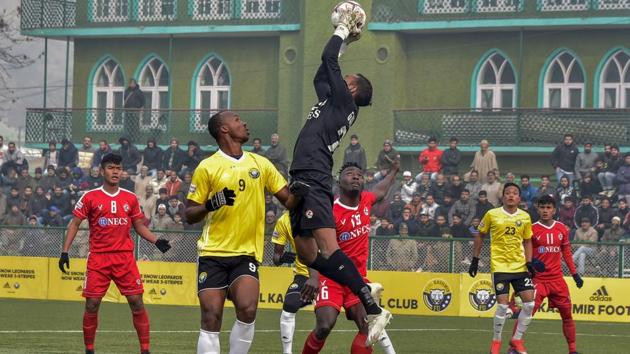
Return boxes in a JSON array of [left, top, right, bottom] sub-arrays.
[[279, 252, 296, 265], [468, 257, 479, 277], [527, 257, 545, 278], [155, 239, 171, 253], [59, 252, 70, 274], [205, 187, 236, 212], [289, 180, 311, 198], [572, 273, 584, 288]]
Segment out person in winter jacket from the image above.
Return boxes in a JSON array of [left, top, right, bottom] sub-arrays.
[[162, 138, 186, 172], [182, 140, 203, 174], [117, 136, 142, 173], [550, 133, 579, 185], [342, 134, 367, 171], [615, 153, 630, 204], [573, 195, 599, 230], [123, 79, 145, 140], [441, 137, 461, 176], [142, 139, 163, 175], [58, 138, 78, 169], [400, 171, 417, 204], [574, 142, 598, 181], [598, 145, 623, 197], [91, 140, 112, 168], [417, 136, 443, 181]]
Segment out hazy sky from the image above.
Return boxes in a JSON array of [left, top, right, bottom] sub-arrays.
[[1, 0, 74, 134]]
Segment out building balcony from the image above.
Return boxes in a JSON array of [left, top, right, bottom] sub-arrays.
[[20, 0, 301, 37], [24, 108, 278, 148], [393, 108, 630, 152], [370, 0, 630, 31]]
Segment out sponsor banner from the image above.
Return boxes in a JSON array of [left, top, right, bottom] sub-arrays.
[[533, 277, 630, 323], [134, 261, 197, 306], [0, 256, 48, 299], [459, 274, 497, 318], [366, 271, 460, 316], [48, 258, 121, 303]]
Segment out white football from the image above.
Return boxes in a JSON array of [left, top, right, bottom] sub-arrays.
[[331, 1, 366, 34]]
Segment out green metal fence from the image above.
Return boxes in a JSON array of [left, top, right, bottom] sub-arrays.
[[2, 226, 628, 278], [394, 109, 630, 146], [25, 108, 278, 146], [20, 0, 300, 31], [371, 0, 630, 23]]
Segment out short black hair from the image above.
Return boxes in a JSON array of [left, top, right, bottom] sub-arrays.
[[428, 136, 437, 143], [354, 74, 372, 107], [449, 136, 458, 142], [478, 190, 487, 196], [521, 174, 530, 180], [339, 161, 362, 175], [502, 182, 521, 196], [253, 137, 262, 143], [564, 133, 574, 139], [208, 110, 227, 141], [100, 153, 123, 168], [537, 195, 556, 207]]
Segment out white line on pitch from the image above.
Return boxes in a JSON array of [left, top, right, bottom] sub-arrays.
[[0, 329, 628, 338]]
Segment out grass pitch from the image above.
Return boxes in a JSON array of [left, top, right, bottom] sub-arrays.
[[0, 299, 627, 353]]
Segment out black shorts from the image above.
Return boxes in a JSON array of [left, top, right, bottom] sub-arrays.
[[492, 272, 534, 296], [289, 170, 335, 237], [283, 275, 311, 312], [197, 255, 259, 293], [285, 274, 308, 297]]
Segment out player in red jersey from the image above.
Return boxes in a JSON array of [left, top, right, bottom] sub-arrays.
[[508, 195, 584, 354], [302, 161, 398, 354], [58, 154, 171, 354]]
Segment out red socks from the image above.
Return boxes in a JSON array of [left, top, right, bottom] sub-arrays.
[[559, 306, 577, 352], [302, 331, 325, 354], [132, 309, 151, 352], [83, 311, 98, 351], [351, 333, 372, 354]]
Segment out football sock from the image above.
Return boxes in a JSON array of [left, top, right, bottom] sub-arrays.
[[512, 301, 535, 340], [229, 319, 255, 354], [493, 304, 509, 341], [311, 250, 381, 315], [302, 330, 325, 354], [132, 309, 150, 352], [83, 311, 98, 351], [559, 306, 577, 352], [351, 333, 372, 354], [280, 310, 297, 354], [377, 331, 396, 354], [197, 329, 220, 354]]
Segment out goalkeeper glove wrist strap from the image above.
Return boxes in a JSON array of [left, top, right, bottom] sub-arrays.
[[334, 25, 350, 40]]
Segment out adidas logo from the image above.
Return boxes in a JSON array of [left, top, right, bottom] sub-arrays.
[[75, 285, 83, 292], [590, 286, 612, 302], [149, 288, 157, 295], [3, 282, 9, 289]]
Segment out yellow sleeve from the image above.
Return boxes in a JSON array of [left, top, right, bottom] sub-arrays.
[[478, 211, 491, 235], [272, 214, 289, 246], [262, 157, 287, 194], [187, 164, 212, 204], [522, 214, 533, 240]]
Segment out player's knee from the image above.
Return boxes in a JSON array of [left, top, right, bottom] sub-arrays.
[[127, 297, 144, 312], [282, 294, 301, 313], [315, 324, 333, 340], [236, 304, 257, 324], [201, 311, 222, 331], [521, 301, 535, 315], [85, 298, 101, 313]]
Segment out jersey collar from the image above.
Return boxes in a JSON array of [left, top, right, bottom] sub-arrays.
[[534, 220, 557, 229], [100, 186, 120, 197], [500, 207, 520, 217], [334, 198, 359, 211], [218, 149, 246, 163]]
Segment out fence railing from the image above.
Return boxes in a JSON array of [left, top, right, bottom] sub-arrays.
[[2, 226, 628, 278], [20, 0, 300, 31], [25, 108, 278, 146], [371, 0, 630, 23], [394, 108, 630, 146]]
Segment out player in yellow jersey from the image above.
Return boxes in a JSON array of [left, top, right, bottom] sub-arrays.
[[271, 211, 319, 354], [185, 111, 301, 354], [468, 183, 540, 354]]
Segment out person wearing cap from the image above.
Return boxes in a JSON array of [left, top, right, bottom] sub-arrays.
[[376, 139, 399, 172], [117, 136, 142, 174], [601, 216, 624, 243], [342, 134, 367, 171], [58, 138, 79, 170], [150, 203, 175, 230], [469, 139, 499, 184], [400, 170, 417, 204], [417, 211, 439, 237], [574, 142, 598, 181], [616, 152, 630, 205], [441, 137, 461, 177], [43, 205, 64, 227], [417, 136, 443, 182], [155, 187, 170, 214]]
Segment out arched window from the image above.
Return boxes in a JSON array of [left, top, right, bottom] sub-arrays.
[[92, 58, 125, 129], [543, 51, 585, 108], [192, 55, 230, 131], [139, 57, 169, 130], [476, 52, 516, 109], [599, 50, 630, 108]]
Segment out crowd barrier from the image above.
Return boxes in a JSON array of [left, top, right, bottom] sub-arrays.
[[1, 256, 628, 323]]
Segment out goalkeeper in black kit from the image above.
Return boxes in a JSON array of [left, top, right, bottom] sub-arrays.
[[288, 10, 389, 346]]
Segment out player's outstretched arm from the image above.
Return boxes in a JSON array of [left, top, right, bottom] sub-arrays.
[[469, 233, 483, 277], [59, 216, 82, 273], [272, 244, 295, 266], [372, 159, 400, 203], [132, 219, 171, 253]]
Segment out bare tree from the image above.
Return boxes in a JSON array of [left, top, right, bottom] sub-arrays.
[[0, 6, 41, 110]]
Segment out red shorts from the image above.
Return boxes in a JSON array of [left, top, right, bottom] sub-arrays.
[[534, 278, 571, 310], [83, 251, 143, 298], [314, 276, 369, 312]]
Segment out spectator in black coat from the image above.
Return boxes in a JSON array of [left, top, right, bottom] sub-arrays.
[[595, 197, 615, 238], [573, 195, 599, 230], [342, 134, 367, 171], [417, 213, 439, 237], [29, 187, 48, 218], [162, 138, 186, 172], [143, 139, 163, 175], [118, 137, 142, 174], [91, 140, 112, 168], [429, 174, 449, 205], [119, 170, 135, 191], [474, 190, 494, 220], [388, 193, 406, 223], [123, 79, 145, 139], [182, 140, 203, 174], [441, 137, 461, 176], [395, 207, 419, 236], [551, 133, 579, 186], [578, 173, 601, 199], [597, 145, 623, 197], [49, 186, 71, 222], [43, 206, 64, 227], [58, 138, 78, 169]]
